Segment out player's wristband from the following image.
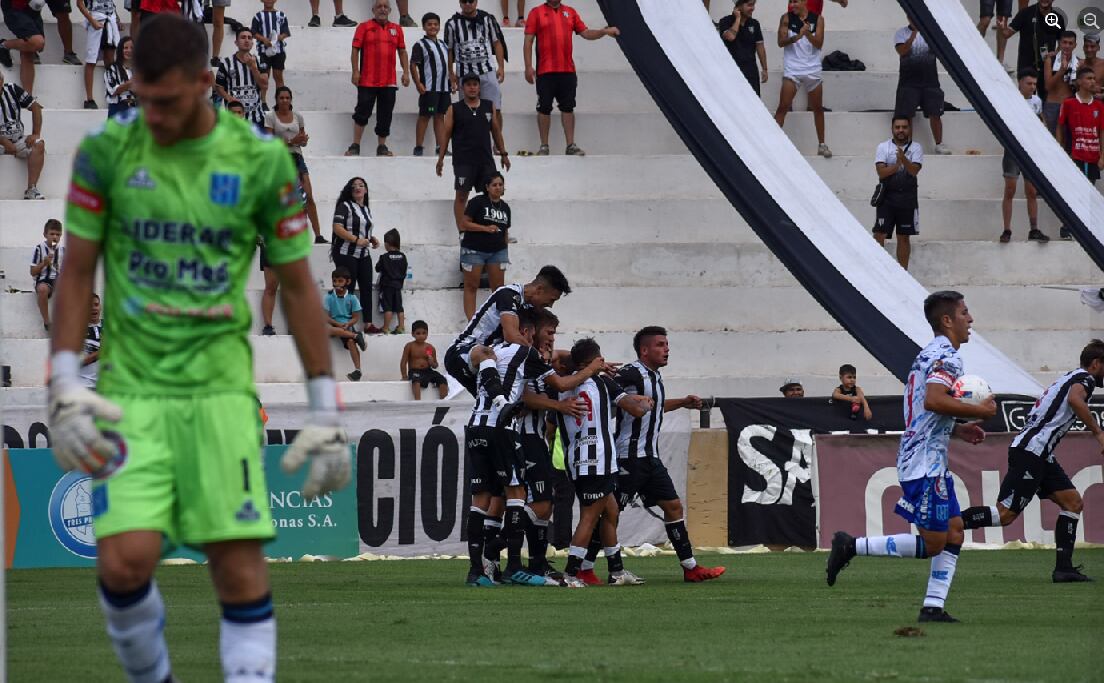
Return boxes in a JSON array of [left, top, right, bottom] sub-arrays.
[[307, 375, 341, 423], [49, 351, 82, 390]]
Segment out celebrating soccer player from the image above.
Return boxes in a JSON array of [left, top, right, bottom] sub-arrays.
[[48, 16, 350, 682], [962, 340, 1104, 583], [826, 291, 997, 623]]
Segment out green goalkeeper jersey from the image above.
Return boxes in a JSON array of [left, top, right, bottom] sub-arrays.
[[65, 108, 311, 396]]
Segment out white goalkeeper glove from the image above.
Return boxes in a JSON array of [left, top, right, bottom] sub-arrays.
[[280, 376, 351, 498], [48, 351, 124, 475]]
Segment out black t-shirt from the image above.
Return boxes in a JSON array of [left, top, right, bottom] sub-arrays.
[[375, 250, 408, 289], [717, 14, 763, 67], [451, 98, 495, 167], [462, 193, 511, 252], [1010, 4, 1064, 71]]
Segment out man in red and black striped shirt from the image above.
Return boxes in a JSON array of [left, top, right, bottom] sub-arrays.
[[346, 0, 410, 157], [522, 0, 617, 156]]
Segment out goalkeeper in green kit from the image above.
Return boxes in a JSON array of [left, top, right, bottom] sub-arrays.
[[47, 15, 349, 683]]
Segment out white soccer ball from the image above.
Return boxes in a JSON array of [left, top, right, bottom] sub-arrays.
[[952, 375, 993, 405], [28, 0, 46, 11]]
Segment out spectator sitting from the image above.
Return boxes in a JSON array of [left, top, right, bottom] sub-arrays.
[[780, 378, 804, 397], [81, 293, 102, 389], [30, 219, 64, 332], [458, 171, 510, 319], [894, 17, 950, 155], [375, 228, 408, 334], [522, 0, 619, 156], [500, 0, 524, 27], [76, 0, 119, 109], [1056, 66, 1104, 240], [346, 0, 410, 157], [0, 0, 46, 95], [832, 363, 872, 421], [104, 35, 136, 118], [307, 0, 356, 27], [225, 99, 247, 118], [0, 69, 46, 199], [410, 11, 451, 157], [1043, 31, 1078, 135], [873, 115, 923, 269], [325, 267, 368, 381], [401, 320, 449, 400], [1000, 68, 1049, 243], [252, 0, 290, 90], [774, 0, 831, 158], [719, 0, 768, 97], [331, 176, 383, 333], [264, 86, 325, 243], [977, 0, 1013, 66]]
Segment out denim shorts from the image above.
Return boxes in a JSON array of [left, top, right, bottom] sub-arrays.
[[460, 247, 509, 269]]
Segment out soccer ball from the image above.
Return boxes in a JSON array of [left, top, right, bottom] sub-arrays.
[[28, 0, 46, 11], [952, 375, 992, 405]]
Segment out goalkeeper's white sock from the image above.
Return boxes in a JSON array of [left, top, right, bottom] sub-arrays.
[[98, 580, 172, 683], [221, 594, 276, 682]]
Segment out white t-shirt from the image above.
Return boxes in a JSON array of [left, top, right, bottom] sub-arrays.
[[875, 138, 924, 168], [263, 110, 304, 155]]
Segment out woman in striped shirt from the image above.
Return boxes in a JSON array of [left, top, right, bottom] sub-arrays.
[[104, 35, 135, 118], [331, 177, 382, 333]]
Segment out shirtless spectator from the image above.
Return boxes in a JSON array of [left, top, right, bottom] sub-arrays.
[[1043, 31, 1078, 134], [401, 321, 449, 400], [1082, 34, 1103, 98]]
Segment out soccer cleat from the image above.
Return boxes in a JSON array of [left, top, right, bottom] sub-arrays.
[[465, 571, 496, 587], [608, 570, 646, 586], [684, 565, 726, 583], [918, 607, 960, 623], [575, 568, 602, 586], [333, 14, 357, 26], [481, 557, 503, 584], [817, 143, 833, 159], [825, 531, 856, 587], [307, 14, 321, 27], [1052, 565, 1093, 583], [506, 569, 549, 586], [561, 575, 587, 588]]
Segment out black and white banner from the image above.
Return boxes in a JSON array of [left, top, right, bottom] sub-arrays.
[[598, 0, 1043, 396]]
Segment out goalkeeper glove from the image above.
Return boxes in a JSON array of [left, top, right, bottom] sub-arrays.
[[281, 375, 351, 498], [48, 351, 124, 476]]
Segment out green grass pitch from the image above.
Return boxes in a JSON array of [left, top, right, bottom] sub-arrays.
[[9, 549, 1103, 681]]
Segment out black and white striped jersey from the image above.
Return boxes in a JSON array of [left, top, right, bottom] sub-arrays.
[[0, 82, 35, 140], [30, 240, 63, 283], [80, 322, 102, 389], [451, 283, 524, 350], [443, 10, 502, 77], [468, 342, 553, 428], [104, 63, 134, 106], [614, 360, 666, 459], [85, 0, 115, 15], [411, 37, 450, 92], [558, 375, 627, 478], [1012, 368, 1096, 459], [215, 55, 265, 125], [252, 10, 291, 56], [180, 0, 203, 23], [331, 201, 373, 259], [518, 379, 555, 439]]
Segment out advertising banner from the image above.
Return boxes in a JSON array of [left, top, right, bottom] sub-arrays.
[[815, 432, 1104, 548]]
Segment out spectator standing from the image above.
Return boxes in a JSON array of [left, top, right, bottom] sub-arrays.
[[459, 171, 510, 319], [104, 35, 135, 117], [0, 0, 46, 94], [401, 321, 449, 400], [806, 0, 847, 13], [308, 0, 355, 27], [444, 0, 506, 138], [375, 228, 408, 334], [331, 177, 383, 333], [1005, 0, 1064, 100], [137, 0, 180, 23], [80, 293, 102, 389], [500, 0, 524, 27], [718, 0, 767, 97], [264, 87, 325, 243], [978, 0, 1013, 66], [1083, 34, 1104, 96], [775, 0, 831, 158], [873, 116, 923, 270], [435, 73, 509, 230], [76, 0, 119, 109], [30, 219, 63, 332], [410, 11, 451, 156], [207, 0, 233, 69], [252, 0, 290, 90], [895, 19, 951, 155], [523, 0, 619, 156], [1043, 30, 1078, 134], [1056, 66, 1104, 239], [346, 0, 410, 157], [324, 267, 368, 381], [257, 233, 280, 336], [0, 69, 46, 199], [214, 27, 267, 127], [1001, 68, 1049, 243], [832, 363, 872, 421], [780, 378, 804, 397], [397, 0, 415, 27]]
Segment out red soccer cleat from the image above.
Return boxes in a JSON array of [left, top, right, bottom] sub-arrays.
[[575, 568, 603, 586], [684, 565, 726, 583]]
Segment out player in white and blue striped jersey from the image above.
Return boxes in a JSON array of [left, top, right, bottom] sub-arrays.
[[962, 340, 1104, 583], [826, 291, 996, 623]]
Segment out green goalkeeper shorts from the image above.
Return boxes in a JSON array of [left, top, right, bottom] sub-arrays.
[[91, 392, 275, 548]]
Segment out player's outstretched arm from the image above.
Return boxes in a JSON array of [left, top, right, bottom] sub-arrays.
[[663, 395, 702, 412], [1067, 384, 1104, 455]]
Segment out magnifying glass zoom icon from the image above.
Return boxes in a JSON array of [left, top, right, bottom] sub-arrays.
[[1045, 12, 1061, 27], [1079, 7, 1104, 31], [1087, 14, 1101, 29]]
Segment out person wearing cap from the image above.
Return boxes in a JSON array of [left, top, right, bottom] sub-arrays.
[[780, 378, 804, 398]]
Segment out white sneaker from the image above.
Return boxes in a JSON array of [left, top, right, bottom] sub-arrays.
[[608, 569, 647, 586], [23, 187, 44, 200], [561, 575, 587, 588], [934, 143, 952, 155], [817, 143, 833, 159]]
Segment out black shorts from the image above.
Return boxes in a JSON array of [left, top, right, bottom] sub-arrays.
[[616, 456, 680, 509], [979, 0, 1012, 18], [573, 474, 615, 507], [291, 152, 308, 177], [1075, 160, 1101, 184], [444, 343, 477, 396], [2, 6, 44, 39], [257, 51, 286, 72], [258, 243, 269, 271], [895, 85, 944, 119], [466, 425, 523, 495], [409, 368, 447, 388], [873, 202, 919, 237], [377, 285, 403, 313], [520, 433, 554, 503], [35, 277, 56, 295], [45, 0, 69, 13], [997, 447, 1075, 513], [453, 163, 497, 193], [535, 72, 578, 114], [418, 91, 451, 117], [352, 86, 397, 137]]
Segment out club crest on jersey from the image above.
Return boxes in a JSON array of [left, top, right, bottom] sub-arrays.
[[126, 167, 156, 190], [210, 172, 242, 206], [278, 182, 299, 209], [389, 27, 397, 35]]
